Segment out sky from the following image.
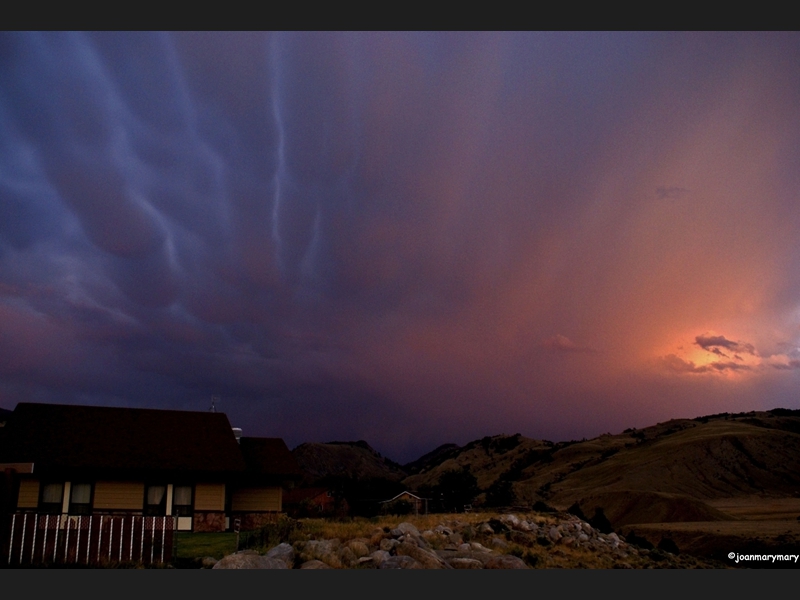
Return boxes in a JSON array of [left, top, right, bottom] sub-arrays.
[[2, 32, 800, 462]]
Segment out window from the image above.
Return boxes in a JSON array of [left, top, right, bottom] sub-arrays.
[[172, 485, 193, 517], [39, 482, 64, 514], [144, 485, 167, 516], [69, 483, 93, 515]]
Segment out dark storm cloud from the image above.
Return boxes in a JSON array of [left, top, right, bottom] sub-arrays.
[[695, 335, 757, 356], [2, 32, 800, 460]]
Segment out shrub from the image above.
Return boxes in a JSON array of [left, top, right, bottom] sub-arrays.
[[239, 516, 302, 551]]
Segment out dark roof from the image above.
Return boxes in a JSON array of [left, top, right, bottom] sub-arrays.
[[0, 403, 247, 478], [283, 487, 331, 504], [239, 437, 303, 480]]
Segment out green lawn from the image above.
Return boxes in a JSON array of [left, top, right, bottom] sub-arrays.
[[175, 532, 238, 560]]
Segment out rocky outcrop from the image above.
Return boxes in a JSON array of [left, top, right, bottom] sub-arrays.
[[212, 514, 718, 569]]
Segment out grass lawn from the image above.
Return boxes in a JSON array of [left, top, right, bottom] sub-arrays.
[[175, 532, 239, 561]]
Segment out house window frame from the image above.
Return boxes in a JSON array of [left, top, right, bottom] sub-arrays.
[[68, 482, 94, 516], [172, 484, 194, 517], [38, 482, 65, 515], [144, 484, 168, 516]]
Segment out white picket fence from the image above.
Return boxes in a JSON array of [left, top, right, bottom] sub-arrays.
[[3, 513, 176, 566]]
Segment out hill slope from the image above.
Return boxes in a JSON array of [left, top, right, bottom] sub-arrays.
[[292, 440, 407, 485]]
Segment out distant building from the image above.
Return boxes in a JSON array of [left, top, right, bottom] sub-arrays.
[[0, 402, 301, 533], [381, 491, 428, 515]]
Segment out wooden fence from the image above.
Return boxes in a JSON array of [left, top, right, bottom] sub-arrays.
[[2, 513, 175, 566]]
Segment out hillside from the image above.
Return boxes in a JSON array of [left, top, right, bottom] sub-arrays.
[[399, 409, 800, 527], [291, 409, 800, 531], [292, 440, 407, 486]]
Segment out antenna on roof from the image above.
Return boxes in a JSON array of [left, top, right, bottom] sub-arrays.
[[210, 396, 220, 413]]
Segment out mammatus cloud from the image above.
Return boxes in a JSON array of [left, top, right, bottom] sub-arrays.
[[3, 32, 800, 461]]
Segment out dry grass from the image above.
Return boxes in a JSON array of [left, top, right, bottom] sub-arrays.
[[299, 511, 545, 542]]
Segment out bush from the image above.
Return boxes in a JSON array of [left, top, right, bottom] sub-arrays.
[[239, 516, 302, 551], [485, 479, 515, 507]]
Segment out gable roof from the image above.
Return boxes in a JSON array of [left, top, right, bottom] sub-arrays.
[[239, 437, 303, 480], [0, 403, 247, 478]]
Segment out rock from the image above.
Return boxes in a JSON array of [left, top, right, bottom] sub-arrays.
[[548, 527, 562, 542], [447, 557, 484, 569], [518, 521, 532, 532], [578, 533, 589, 543], [200, 556, 218, 568], [396, 542, 451, 569], [458, 543, 472, 552], [488, 519, 509, 533], [491, 537, 509, 549], [301, 539, 343, 568], [379, 555, 425, 569], [347, 540, 370, 558], [266, 543, 295, 568], [469, 542, 492, 553], [380, 538, 399, 552], [356, 556, 376, 567], [301, 560, 332, 569], [484, 555, 529, 569], [434, 525, 453, 536], [339, 546, 358, 567], [212, 551, 288, 569], [500, 514, 520, 529], [479, 522, 495, 534], [395, 522, 421, 537], [370, 550, 391, 566]]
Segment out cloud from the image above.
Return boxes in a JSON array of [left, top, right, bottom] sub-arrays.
[[661, 354, 752, 374], [695, 334, 757, 356], [662, 354, 708, 373], [542, 334, 597, 354], [655, 186, 690, 199], [770, 360, 800, 370]]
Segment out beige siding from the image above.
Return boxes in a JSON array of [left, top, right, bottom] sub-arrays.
[[93, 481, 144, 510], [194, 483, 225, 511], [232, 487, 281, 512], [17, 479, 40, 508]]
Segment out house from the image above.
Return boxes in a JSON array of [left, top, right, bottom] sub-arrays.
[[283, 486, 336, 517], [0, 402, 302, 533], [381, 491, 428, 515]]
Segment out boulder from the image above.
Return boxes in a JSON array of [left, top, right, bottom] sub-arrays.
[[379, 555, 425, 569], [370, 550, 391, 566], [300, 560, 332, 569], [396, 542, 452, 569], [395, 522, 420, 537], [447, 557, 484, 569], [500, 514, 520, 529], [212, 551, 288, 569], [266, 543, 295, 568], [346, 540, 370, 558], [484, 555, 529, 569]]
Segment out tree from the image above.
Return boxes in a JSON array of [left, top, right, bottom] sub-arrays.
[[435, 467, 479, 512], [485, 479, 516, 507]]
